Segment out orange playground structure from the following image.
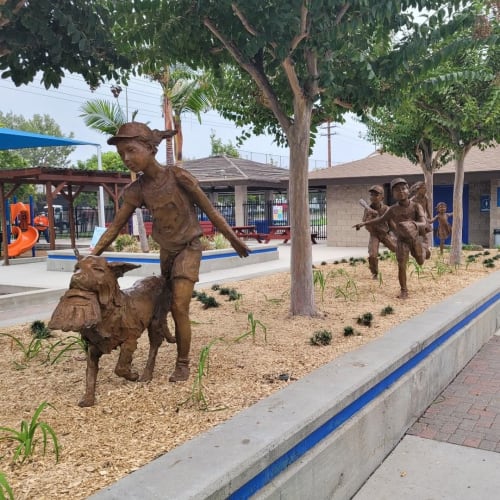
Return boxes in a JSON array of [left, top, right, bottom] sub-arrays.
[[6, 201, 39, 257]]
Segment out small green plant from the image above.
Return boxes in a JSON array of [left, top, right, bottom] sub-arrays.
[[331, 269, 358, 301], [431, 258, 454, 278], [343, 326, 355, 336], [212, 233, 231, 249], [201, 296, 220, 309], [483, 258, 495, 268], [217, 286, 241, 301], [380, 305, 394, 316], [465, 253, 478, 269], [313, 269, 328, 302], [147, 236, 160, 252], [46, 335, 88, 365], [227, 289, 242, 301], [0, 333, 44, 361], [211, 283, 221, 291], [0, 402, 59, 464], [357, 312, 374, 327], [235, 313, 267, 343], [193, 291, 219, 308], [186, 337, 226, 410], [114, 234, 139, 252], [0, 472, 13, 500], [30, 320, 51, 339], [310, 330, 332, 346], [263, 293, 286, 305], [408, 257, 424, 278]]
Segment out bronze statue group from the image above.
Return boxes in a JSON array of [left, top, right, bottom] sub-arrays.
[[355, 178, 452, 299], [48, 121, 454, 405]]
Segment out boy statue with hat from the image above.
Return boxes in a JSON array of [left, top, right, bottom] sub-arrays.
[[91, 122, 250, 382], [354, 178, 430, 298], [359, 185, 397, 279]]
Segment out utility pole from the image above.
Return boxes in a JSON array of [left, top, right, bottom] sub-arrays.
[[321, 120, 336, 167]]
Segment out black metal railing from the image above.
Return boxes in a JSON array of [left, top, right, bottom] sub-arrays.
[[69, 199, 327, 240]]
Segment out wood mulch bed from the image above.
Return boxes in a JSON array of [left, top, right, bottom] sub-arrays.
[[0, 249, 498, 499]]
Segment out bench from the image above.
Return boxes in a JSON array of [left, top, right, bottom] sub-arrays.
[[143, 221, 153, 236], [231, 225, 266, 243], [200, 221, 215, 237], [264, 226, 318, 244]]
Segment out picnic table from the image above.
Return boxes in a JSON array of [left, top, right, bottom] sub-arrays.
[[264, 225, 318, 244], [231, 225, 265, 243]]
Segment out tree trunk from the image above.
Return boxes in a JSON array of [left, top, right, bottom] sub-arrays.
[[135, 208, 149, 253], [422, 166, 434, 247], [449, 153, 465, 265], [130, 171, 149, 252], [174, 114, 183, 163], [163, 94, 175, 166], [288, 101, 316, 316]]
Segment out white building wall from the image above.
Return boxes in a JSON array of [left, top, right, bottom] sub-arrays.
[[326, 184, 372, 247]]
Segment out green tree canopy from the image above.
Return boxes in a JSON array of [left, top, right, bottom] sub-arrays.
[[209, 130, 239, 157], [111, 0, 480, 316], [76, 151, 127, 172], [0, 0, 131, 88], [366, 2, 499, 264]]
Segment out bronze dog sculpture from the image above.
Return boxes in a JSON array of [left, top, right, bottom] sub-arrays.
[[49, 252, 173, 407]]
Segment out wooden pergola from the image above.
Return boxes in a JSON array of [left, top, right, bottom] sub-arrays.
[[0, 166, 131, 265]]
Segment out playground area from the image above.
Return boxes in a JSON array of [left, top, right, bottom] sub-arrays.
[[2, 199, 44, 258]]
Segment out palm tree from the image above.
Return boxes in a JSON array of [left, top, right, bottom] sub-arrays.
[[79, 99, 128, 135], [152, 65, 212, 164]]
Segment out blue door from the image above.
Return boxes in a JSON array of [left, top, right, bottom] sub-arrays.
[[432, 185, 469, 245]]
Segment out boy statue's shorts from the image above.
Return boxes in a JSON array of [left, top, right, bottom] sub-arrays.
[[160, 237, 202, 283]]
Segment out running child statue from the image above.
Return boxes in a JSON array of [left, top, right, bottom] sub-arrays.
[[354, 178, 430, 299]]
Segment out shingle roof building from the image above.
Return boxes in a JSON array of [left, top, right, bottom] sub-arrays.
[[308, 145, 499, 186], [181, 155, 289, 188]]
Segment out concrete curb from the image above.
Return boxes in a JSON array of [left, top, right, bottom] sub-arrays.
[[0, 287, 66, 310], [90, 271, 500, 500], [46, 245, 279, 276]]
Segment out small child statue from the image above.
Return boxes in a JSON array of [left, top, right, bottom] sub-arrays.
[[431, 202, 453, 254]]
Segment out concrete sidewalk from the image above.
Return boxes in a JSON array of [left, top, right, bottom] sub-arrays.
[[354, 332, 500, 499], [0, 242, 367, 327]]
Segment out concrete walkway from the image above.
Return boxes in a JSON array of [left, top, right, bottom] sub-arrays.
[[0, 241, 367, 327], [2, 241, 499, 498], [354, 332, 500, 499]]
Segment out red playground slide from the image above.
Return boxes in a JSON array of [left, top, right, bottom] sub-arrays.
[[7, 202, 40, 257]]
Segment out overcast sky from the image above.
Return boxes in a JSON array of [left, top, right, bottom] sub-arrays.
[[0, 74, 377, 170]]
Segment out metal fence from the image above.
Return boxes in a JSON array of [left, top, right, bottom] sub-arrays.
[[242, 200, 327, 240], [68, 200, 327, 240]]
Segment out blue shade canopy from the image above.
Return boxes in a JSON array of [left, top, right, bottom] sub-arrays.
[[0, 127, 98, 150]]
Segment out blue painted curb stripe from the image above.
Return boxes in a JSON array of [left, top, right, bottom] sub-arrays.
[[47, 254, 161, 264], [47, 247, 276, 264], [229, 292, 500, 499]]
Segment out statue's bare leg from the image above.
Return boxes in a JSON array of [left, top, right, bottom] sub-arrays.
[[169, 278, 194, 382]]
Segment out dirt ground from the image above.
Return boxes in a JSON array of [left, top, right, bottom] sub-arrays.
[[0, 249, 498, 499]]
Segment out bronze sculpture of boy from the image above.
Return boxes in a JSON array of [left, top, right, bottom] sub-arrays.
[[358, 185, 397, 279], [355, 178, 430, 298], [92, 122, 250, 382]]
